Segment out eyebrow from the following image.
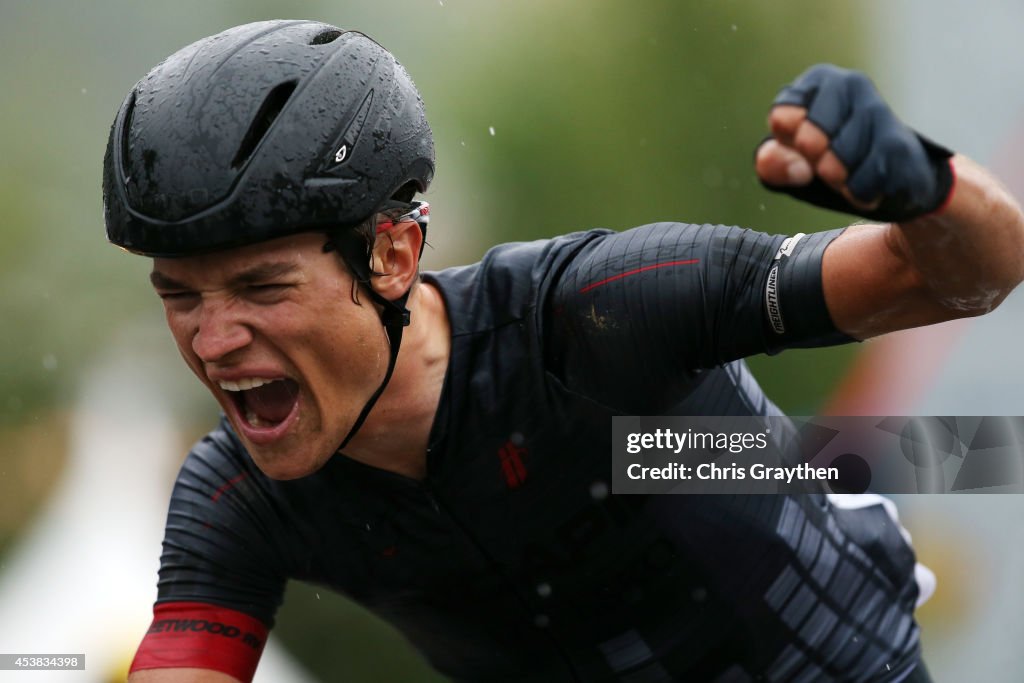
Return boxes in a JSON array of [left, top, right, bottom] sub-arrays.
[[149, 261, 301, 290]]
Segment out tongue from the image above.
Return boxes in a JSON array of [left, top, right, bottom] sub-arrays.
[[242, 379, 299, 424]]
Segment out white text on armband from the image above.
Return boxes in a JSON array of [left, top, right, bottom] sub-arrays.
[[765, 232, 806, 335], [766, 265, 783, 333]]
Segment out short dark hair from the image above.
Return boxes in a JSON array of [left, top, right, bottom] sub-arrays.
[[350, 180, 419, 255], [325, 181, 422, 305]]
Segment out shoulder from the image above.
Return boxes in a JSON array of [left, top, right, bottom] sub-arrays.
[[423, 229, 613, 334], [168, 418, 305, 531], [159, 419, 309, 599], [169, 418, 344, 541], [173, 417, 262, 499]]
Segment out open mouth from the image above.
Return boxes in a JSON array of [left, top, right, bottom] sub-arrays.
[[219, 377, 301, 440]]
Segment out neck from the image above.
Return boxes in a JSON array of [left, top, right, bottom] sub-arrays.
[[341, 281, 450, 480]]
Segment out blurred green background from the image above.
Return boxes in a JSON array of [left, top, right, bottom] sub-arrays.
[[0, 0, 861, 436], [1, 1, 1007, 681]]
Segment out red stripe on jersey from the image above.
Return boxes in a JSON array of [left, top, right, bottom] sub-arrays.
[[578, 259, 699, 294], [129, 601, 269, 682], [211, 472, 249, 502]]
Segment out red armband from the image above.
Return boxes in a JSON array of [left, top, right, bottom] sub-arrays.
[[129, 601, 269, 682]]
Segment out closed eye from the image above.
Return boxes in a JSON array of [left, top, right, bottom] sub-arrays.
[[157, 290, 200, 310], [157, 290, 198, 300], [245, 282, 294, 302]]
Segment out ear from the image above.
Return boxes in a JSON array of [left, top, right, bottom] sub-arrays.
[[369, 219, 423, 300]]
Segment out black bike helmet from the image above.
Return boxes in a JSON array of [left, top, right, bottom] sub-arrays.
[[104, 19, 434, 256], [104, 20, 435, 450]]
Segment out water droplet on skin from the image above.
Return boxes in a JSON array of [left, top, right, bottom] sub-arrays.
[[489, 126, 496, 136]]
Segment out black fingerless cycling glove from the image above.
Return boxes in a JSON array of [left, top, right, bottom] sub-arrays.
[[761, 64, 955, 223]]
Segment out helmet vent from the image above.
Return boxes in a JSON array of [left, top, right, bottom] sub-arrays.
[[231, 80, 298, 170], [310, 29, 342, 45], [120, 92, 137, 176]]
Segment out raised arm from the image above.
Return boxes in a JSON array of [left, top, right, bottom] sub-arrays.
[[756, 64, 1024, 340]]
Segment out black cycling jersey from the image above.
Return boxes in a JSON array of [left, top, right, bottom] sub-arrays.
[[146, 223, 923, 682]]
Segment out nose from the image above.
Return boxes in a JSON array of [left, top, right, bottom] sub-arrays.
[[191, 299, 254, 363]]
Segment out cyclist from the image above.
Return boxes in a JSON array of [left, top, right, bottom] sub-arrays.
[[108, 20, 1023, 683]]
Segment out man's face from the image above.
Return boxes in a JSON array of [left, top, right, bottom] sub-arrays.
[[150, 232, 387, 479]]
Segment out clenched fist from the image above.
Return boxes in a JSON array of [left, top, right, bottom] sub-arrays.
[[756, 64, 955, 223]]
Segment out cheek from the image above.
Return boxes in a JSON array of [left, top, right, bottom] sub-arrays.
[[307, 313, 385, 384], [164, 310, 203, 369], [165, 313, 190, 344]]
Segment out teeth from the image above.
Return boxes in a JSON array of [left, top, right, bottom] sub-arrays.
[[218, 377, 277, 392], [245, 406, 269, 428]]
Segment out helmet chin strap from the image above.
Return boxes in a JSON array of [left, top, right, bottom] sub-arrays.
[[336, 284, 410, 451], [323, 205, 427, 452]]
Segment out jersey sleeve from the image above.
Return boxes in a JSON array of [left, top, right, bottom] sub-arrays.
[[544, 222, 852, 412], [130, 422, 291, 681]]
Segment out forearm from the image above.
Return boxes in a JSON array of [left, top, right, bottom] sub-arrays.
[[823, 155, 1024, 340], [890, 154, 1024, 315]]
